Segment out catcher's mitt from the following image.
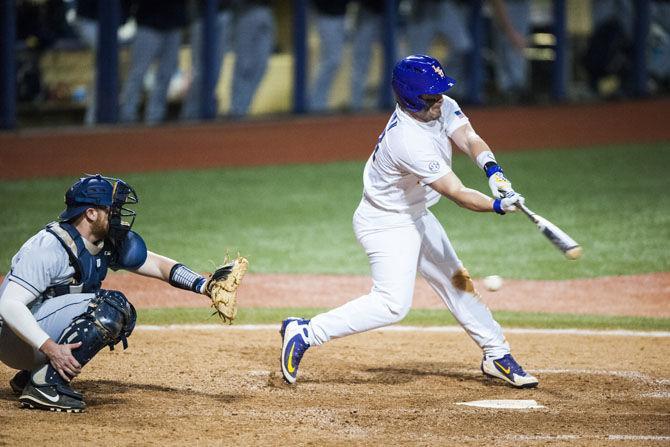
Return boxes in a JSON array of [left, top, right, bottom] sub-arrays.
[[204, 256, 249, 324]]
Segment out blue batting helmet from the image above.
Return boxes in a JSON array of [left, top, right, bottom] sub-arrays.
[[391, 55, 456, 112]]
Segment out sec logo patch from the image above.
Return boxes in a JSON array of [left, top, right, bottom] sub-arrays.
[[428, 161, 440, 172]]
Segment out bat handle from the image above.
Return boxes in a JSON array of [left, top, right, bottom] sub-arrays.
[[515, 201, 539, 223]]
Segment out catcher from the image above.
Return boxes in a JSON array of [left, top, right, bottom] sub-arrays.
[[0, 174, 248, 412]]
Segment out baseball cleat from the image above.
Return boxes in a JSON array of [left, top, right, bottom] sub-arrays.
[[9, 370, 30, 396], [481, 354, 539, 388], [280, 318, 311, 384], [19, 382, 86, 413]]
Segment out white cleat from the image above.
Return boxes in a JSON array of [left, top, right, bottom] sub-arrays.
[[481, 354, 539, 388]]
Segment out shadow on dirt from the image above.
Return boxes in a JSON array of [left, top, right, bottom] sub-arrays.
[[0, 379, 244, 406], [303, 361, 488, 386]]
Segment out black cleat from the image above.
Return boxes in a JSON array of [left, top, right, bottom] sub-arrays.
[[19, 382, 86, 413], [9, 370, 30, 396]]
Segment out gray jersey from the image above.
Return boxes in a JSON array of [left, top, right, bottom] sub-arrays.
[[5, 229, 76, 304], [0, 230, 93, 370]]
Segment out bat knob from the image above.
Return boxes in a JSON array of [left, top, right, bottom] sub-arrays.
[[565, 246, 583, 260]]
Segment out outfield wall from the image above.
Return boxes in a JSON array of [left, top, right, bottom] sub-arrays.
[[1, 98, 669, 180]]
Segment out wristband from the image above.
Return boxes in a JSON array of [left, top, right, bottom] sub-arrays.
[[169, 263, 207, 293], [485, 163, 503, 178], [493, 199, 506, 215], [475, 150, 497, 170]]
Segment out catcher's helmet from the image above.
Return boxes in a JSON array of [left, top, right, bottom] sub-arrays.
[[391, 54, 456, 112], [59, 174, 138, 237]]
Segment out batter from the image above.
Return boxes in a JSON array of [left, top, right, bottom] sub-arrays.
[[280, 54, 538, 389]]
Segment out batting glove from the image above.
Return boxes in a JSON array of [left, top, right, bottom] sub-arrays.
[[494, 192, 525, 215], [485, 164, 514, 199]]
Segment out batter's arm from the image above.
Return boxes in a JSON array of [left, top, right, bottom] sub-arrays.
[[429, 172, 496, 212], [449, 122, 493, 163]]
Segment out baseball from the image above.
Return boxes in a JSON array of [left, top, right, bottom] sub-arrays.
[[483, 275, 503, 292]]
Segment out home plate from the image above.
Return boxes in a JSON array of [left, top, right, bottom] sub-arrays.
[[456, 399, 545, 409]]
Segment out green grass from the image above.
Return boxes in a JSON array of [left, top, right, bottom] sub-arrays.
[[137, 307, 670, 331], [1, 142, 669, 280]]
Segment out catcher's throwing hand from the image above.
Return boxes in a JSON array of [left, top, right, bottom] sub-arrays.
[[204, 256, 249, 324]]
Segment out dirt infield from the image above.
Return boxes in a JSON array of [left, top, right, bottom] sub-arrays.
[[1, 328, 668, 445], [1, 272, 668, 444]]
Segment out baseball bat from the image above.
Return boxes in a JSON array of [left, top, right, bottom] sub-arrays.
[[515, 202, 582, 260]]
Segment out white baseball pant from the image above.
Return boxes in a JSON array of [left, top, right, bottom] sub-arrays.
[[309, 199, 510, 359]]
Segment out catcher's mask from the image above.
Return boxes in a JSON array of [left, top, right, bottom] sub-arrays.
[[59, 174, 138, 242]]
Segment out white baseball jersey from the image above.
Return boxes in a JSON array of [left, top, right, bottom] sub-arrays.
[[362, 96, 469, 213]]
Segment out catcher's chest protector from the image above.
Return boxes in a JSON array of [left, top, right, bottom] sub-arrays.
[[45, 222, 111, 295]]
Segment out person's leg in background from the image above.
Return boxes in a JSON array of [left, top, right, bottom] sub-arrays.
[[120, 26, 162, 123], [406, 0, 437, 54], [74, 17, 98, 125], [492, 0, 531, 99], [436, 0, 473, 101], [309, 12, 347, 112], [230, 5, 275, 116], [350, 5, 382, 111], [181, 10, 233, 120], [144, 29, 182, 125]]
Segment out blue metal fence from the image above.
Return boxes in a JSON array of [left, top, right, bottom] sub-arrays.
[[96, 0, 120, 123]]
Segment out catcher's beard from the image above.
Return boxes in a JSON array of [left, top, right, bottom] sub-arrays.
[[90, 213, 110, 241]]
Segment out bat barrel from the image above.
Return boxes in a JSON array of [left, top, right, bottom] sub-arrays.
[[516, 200, 582, 260]]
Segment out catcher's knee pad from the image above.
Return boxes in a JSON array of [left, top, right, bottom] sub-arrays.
[[56, 289, 136, 356], [43, 290, 136, 386], [87, 289, 137, 349]]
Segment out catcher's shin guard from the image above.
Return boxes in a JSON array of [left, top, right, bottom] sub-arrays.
[[33, 290, 136, 390]]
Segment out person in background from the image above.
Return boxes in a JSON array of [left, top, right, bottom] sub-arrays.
[[309, 0, 351, 112], [180, 0, 236, 121], [120, 0, 188, 125], [406, 0, 473, 101], [73, 0, 133, 125], [649, 0, 670, 92], [229, 0, 275, 117], [489, 0, 531, 103], [350, 0, 387, 111]]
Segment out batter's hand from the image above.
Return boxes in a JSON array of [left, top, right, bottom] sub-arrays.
[[486, 166, 514, 199], [499, 192, 525, 213], [41, 339, 82, 382]]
